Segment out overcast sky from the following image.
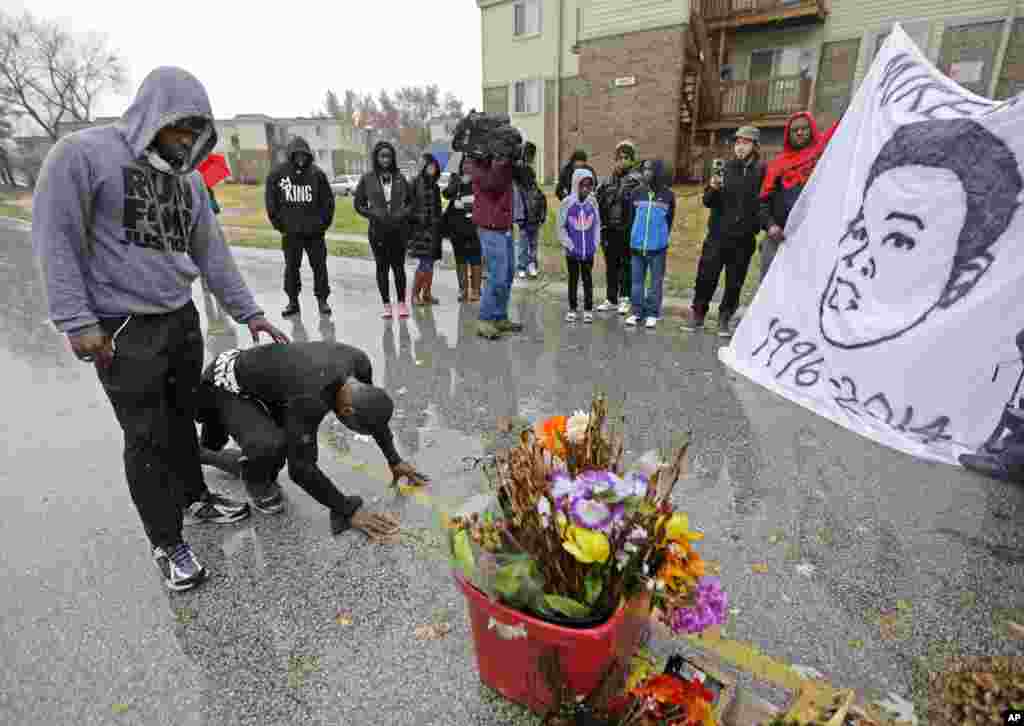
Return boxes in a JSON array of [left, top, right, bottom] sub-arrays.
[[5, 0, 483, 132]]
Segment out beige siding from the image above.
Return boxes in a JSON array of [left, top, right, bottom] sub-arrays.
[[481, 0, 578, 85], [580, 0, 690, 41]]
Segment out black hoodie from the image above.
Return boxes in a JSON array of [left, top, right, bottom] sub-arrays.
[[265, 136, 335, 239], [408, 154, 443, 260], [354, 140, 413, 248]]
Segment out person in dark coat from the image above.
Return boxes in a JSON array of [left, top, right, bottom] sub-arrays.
[[555, 149, 595, 201], [686, 126, 765, 337], [595, 140, 643, 314], [354, 141, 414, 318], [265, 136, 336, 317], [408, 153, 444, 305], [443, 155, 483, 302]]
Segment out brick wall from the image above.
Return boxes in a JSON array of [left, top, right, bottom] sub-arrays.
[[574, 25, 688, 178]]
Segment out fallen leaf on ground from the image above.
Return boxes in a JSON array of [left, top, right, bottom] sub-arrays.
[[111, 703, 130, 715], [751, 563, 769, 574], [848, 638, 865, 649], [175, 607, 194, 625], [335, 611, 352, 626], [972, 672, 996, 690], [1007, 621, 1024, 639], [767, 530, 785, 545], [878, 612, 902, 641], [704, 560, 722, 575], [414, 622, 452, 641], [700, 624, 722, 641], [895, 599, 912, 612]]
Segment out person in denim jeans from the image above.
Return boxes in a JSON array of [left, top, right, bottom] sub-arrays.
[[626, 159, 676, 329], [515, 142, 545, 279]]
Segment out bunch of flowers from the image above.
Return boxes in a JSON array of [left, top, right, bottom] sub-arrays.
[[607, 672, 716, 726], [448, 395, 726, 634]]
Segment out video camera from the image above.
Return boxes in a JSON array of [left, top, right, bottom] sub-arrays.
[[452, 109, 524, 162]]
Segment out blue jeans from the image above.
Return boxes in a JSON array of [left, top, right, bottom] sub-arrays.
[[631, 249, 667, 319], [516, 225, 539, 272], [479, 228, 514, 322]]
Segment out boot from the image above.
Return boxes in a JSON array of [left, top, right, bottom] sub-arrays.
[[469, 265, 483, 302], [411, 271, 426, 305], [456, 263, 468, 302], [282, 298, 300, 317], [423, 269, 439, 304]]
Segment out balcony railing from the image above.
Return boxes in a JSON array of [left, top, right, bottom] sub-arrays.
[[701, 0, 827, 29], [701, 76, 812, 124]]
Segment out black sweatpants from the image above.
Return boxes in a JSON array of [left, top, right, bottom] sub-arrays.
[[602, 228, 631, 304], [692, 236, 755, 320], [97, 302, 208, 551], [283, 235, 330, 301], [372, 238, 407, 304], [202, 387, 360, 517], [566, 256, 594, 312]]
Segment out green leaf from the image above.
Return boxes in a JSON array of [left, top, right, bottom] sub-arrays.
[[111, 703, 130, 715], [848, 638, 865, 650], [584, 569, 604, 606], [544, 594, 591, 618], [495, 558, 534, 599], [453, 529, 475, 579], [896, 599, 912, 612]]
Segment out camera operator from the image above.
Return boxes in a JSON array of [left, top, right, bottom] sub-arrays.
[[453, 111, 526, 340]]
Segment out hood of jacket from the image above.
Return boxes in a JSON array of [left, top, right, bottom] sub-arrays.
[[569, 168, 596, 201], [419, 153, 440, 182], [288, 136, 313, 165], [645, 159, 669, 190], [372, 140, 399, 175], [115, 66, 217, 175], [782, 111, 821, 153]]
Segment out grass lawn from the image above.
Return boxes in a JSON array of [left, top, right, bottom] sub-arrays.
[[3, 182, 762, 307]]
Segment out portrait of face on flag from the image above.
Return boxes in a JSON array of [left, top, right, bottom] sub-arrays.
[[720, 24, 1024, 466]]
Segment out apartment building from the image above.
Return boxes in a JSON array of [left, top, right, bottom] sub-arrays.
[[478, 0, 1023, 181]]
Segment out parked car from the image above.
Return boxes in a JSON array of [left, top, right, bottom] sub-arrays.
[[330, 175, 359, 196]]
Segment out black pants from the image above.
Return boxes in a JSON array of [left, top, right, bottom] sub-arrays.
[[602, 228, 631, 304], [567, 256, 594, 311], [692, 236, 755, 320], [372, 239, 407, 304], [283, 235, 330, 301], [202, 387, 359, 515], [97, 302, 207, 550]]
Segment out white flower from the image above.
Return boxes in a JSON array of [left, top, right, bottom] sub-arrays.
[[565, 411, 591, 443], [537, 497, 552, 526]]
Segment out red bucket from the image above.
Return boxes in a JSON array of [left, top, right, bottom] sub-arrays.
[[454, 573, 651, 714]]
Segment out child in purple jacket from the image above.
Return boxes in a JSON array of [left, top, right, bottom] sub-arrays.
[[558, 168, 601, 323]]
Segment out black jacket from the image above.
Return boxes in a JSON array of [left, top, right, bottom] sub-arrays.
[[265, 137, 335, 239], [197, 342, 402, 485], [408, 159, 443, 260], [702, 157, 765, 243], [597, 165, 643, 232], [354, 140, 413, 248], [443, 172, 482, 256]]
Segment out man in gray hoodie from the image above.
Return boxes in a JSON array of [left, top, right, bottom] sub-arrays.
[[32, 66, 288, 592]]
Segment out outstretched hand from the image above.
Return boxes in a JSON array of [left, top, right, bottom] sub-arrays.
[[248, 316, 290, 344], [350, 510, 401, 543], [391, 461, 430, 489]]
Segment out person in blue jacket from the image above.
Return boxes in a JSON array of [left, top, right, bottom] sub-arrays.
[[625, 159, 676, 329]]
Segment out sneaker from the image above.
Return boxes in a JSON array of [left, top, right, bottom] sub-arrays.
[[153, 543, 207, 592], [382, 304, 393, 319], [282, 300, 300, 317], [617, 301, 630, 315], [566, 311, 578, 323], [681, 315, 705, 332], [583, 311, 594, 324], [517, 270, 527, 280], [596, 300, 615, 312], [397, 302, 410, 318], [625, 315, 639, 326], [246, 480, 285, 514], [528, 263, 539, 278], [184, 491, 251, 525], [317, 299, 332, 316], [496, 319, 524, 333], [718, 317, 733, 338], [645, 317, 659, 329]]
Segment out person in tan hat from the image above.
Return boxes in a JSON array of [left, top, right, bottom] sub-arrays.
[[685, 125, 765, 337]]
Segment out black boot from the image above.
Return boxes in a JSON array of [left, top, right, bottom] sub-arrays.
[[282, 298, 300, 317], [959, 453, 1013, 482], [317, 298, 332, 316]]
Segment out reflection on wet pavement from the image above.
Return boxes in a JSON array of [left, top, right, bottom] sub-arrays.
[[3, 220, 1023, 724]]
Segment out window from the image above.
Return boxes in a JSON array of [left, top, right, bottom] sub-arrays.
[[815, 38, 861, 121], [513, 0, 541, 36], [512, 79, 542, 114], [315, 125, 322, 137], [940, 20, 1005, 96]]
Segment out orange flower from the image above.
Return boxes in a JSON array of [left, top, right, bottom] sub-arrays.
[[536, 416, 568, 457], [631, 674, 714, 726], [657, 549, 705, 593]]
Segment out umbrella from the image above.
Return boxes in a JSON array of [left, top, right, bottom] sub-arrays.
[[198, 153, 231, 188]]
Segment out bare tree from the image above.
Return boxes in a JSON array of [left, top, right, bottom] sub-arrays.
[[0, 101, 17, 185], [0, 11, 127, 141]]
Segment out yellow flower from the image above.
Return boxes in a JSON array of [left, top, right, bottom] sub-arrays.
[[562, 526, 610, 564], [663, 512, 704, 544]]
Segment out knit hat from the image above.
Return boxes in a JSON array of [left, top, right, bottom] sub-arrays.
[[615, 140, 637, 160], [735, 126, 761, 143]]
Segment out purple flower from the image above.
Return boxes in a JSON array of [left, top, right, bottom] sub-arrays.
[[550, 471, 574, 501], [616, 472, 648, 499], [669, 577, 729, 635], [570, 497, 614, 531], [576, 470, 615, 497]]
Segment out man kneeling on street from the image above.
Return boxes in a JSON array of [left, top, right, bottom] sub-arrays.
[[196, 341, 428, 540]]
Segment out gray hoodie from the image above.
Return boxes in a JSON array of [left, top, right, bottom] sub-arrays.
[[32, 66, 262, 336]]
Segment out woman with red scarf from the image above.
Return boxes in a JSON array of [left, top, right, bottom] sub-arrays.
[[758, 111, 838, 282]]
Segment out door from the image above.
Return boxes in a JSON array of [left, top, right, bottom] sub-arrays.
[[747, 49, 776, 115]]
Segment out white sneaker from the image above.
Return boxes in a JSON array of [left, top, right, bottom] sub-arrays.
[[617, 301, 630, 315], [583, 311, 594, 324], [528, 263, 539, 278], [517, 270, 527, 280], [645, 317, 659, 329], [625, 315, 639, 326], [565, 311, 578, 322], [596, 300, 615, 312]]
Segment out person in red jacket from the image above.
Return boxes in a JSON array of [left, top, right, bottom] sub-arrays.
[[469, 153, 524, 339]]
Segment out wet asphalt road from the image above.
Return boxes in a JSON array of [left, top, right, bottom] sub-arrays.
[[2, 216, 1023, 725]]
